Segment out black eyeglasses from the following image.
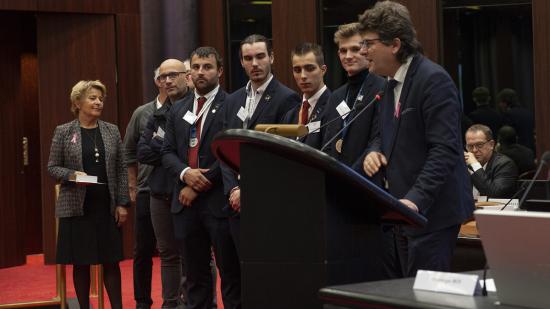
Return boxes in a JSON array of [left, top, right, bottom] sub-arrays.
[[158, 71, 186, 82], [466, 140, 492, 151], [360, 38, 381, 49]]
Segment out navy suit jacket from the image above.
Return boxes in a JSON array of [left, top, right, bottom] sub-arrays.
[[281, 88, 331, 148], [364, 54, 474, 235], [322, 72, 386, 168], [221, 77, 300, 195], [161, 89, 229, 218]]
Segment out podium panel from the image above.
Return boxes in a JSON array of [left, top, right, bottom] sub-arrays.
[[212, 129, 427, 309]]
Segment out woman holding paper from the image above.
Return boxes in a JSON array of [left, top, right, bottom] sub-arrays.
[[47, 80, 129, 309]]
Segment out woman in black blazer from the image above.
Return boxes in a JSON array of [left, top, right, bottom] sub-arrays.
[[47, 80, 129, 309]]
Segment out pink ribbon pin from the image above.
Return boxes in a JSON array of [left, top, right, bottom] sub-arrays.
[[71, 133, 77, 144]]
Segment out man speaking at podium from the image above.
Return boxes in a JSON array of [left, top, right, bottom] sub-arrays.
[[358, 1, 474, 277]]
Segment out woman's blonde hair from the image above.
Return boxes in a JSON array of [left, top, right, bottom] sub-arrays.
[[70, 80, 107, 116]]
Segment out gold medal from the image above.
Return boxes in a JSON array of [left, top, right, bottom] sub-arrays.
[[335, 139, 343, 153]]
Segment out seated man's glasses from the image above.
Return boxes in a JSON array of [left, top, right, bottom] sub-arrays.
[[466, 140, 491, 151]]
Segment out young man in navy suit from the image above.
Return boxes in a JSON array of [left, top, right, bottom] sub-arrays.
[[321, 22, 386, 168], [162, 47, 241, 309], [222, 34, 301, 253], [359, 1, 474, 277], [282, 42, 331, 148]]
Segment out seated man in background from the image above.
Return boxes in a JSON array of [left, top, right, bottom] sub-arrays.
[[464, 124, 518, 198], [497, 125, 535, 175]]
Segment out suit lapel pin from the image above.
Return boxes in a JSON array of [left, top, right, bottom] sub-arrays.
[[264, 94, 271, 102], [357, 94, 364, 101], [71, 133, 77, 144]]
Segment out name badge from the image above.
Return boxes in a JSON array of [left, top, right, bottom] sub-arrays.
[[189, 126, 198, 148], [155, 126, 165, 139], [413, 270, 481, 296], [183, 111, 197, 125], [237, 106, 248, 122], [336, 101, 351, 119], [306, 121, 321, 133]]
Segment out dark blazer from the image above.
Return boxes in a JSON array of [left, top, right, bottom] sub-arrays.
[[221, 77, 300, 194], [322, 72, 386, 168], [281, 88, 331, 148], [471, 152, 518, 198], [47, 119, 129, 218], [137, 102, 173, 197], [365, 54, 474, 235], [161, 89, 229, 218]]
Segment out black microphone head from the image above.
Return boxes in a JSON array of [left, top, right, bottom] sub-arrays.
[[541, 151, 550, 165]]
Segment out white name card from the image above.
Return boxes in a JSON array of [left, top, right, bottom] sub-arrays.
[[413, 270, 480, 296]]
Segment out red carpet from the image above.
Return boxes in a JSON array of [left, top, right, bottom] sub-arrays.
[[0, 255, 223, 308]]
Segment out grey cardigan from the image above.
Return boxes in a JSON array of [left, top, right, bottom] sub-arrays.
[[47, 119, 130, 218]]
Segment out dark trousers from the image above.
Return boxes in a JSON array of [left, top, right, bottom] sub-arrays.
[[133, 191, 156, 307], [228, 215, 240, 257], [175, 207, 241, 309], [390, 224, 461, 278]]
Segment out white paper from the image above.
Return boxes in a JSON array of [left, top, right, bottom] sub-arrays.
[[306, 121, 321, 133], [479, 278, 497, 292], [237, 106, 248, 122], [70, 175, 103, 184], [156, 126, 165, 139], [183, 111, 197, 125], [336, 101, 351, 119], [413, 270, 479, 296]]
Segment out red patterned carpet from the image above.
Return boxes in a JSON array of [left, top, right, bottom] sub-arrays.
[[0, 255, 223, 308]]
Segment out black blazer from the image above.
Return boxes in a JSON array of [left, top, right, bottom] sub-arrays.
[[221, 78, 300, 195], [137, 102, 173, 197], [363, 54, 474, 235], [281, 88, 331, 148], [471, 152, 518, 198], [161, 89, 229, 218], [322, 72, 386, 168]]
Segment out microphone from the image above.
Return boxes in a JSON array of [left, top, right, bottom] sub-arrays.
[[319, 91, 384, 152], [498, 181, 529, 210], [518, 150, 550, 209], [307, 91, 384, 135]]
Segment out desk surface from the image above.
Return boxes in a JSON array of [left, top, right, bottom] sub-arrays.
[[319, 271, 520, 309]]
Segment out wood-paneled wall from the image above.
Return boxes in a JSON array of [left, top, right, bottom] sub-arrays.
[[400, 0, 440, 63], [198, 1, 228, 89], [0, 14, 26, 268], [0, 0, 142, 266], [532, 0, 550, 158], [271, 0, 320, 92]]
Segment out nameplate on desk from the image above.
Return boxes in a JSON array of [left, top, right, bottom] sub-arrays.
[[413, 270, 480, 296]]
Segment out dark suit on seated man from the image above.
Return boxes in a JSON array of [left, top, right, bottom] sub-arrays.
[[162, 47, 240, 309], [465, 124, 518, 198], [282, 42, 331, 148], [359, 1, 474, 277], [222, 34, 300, 253]]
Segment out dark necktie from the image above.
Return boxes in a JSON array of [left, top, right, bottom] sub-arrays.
[[381, 79, 399, 155], [188, 96, 206, 169], [299, 100, 310, 125]]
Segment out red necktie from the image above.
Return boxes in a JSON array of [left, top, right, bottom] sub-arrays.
[[188, 96, 206, 168], [299, 100, 310, 125]]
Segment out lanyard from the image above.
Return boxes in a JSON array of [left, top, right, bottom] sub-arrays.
[[341, 82, 366, 139]]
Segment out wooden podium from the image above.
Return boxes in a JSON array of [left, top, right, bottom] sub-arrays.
[[212, 129, 427, 309]]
